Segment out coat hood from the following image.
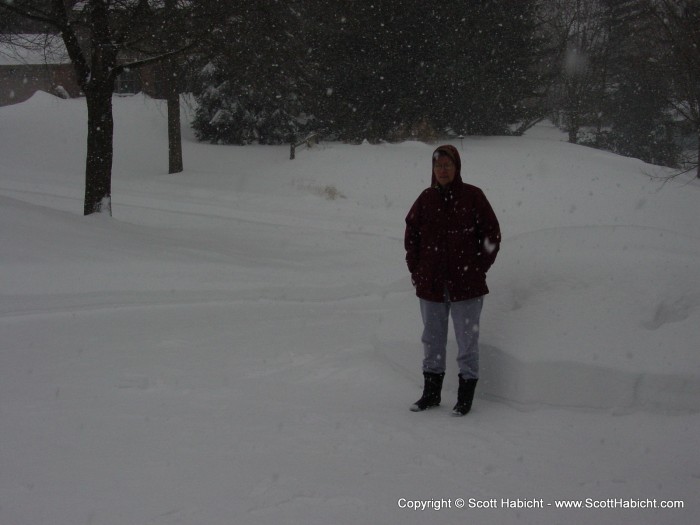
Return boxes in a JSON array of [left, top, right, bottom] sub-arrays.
[[431, 144, 462, 187]]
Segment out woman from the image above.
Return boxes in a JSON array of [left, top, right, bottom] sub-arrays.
[[404, 145, 501, 416]]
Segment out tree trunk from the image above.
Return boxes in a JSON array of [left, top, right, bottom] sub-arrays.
[[167, 89, 183, 174], [84, 87, 114, 216], [163, 0, 184, 175]]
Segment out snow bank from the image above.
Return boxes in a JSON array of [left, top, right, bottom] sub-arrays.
[[1, 92, 699, 525]]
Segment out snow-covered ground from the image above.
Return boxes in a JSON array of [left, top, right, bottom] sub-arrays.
[[1, 92, 699, 525]]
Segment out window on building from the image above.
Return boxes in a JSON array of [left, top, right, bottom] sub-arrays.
[[114, 67, 140, 95]]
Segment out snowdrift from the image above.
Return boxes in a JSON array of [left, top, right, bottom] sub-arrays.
[[1, 92, 699, 525]]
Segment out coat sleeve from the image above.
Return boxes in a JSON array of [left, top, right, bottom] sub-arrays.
[[404, 198, 422, 276], [474, 189, 501, 272]]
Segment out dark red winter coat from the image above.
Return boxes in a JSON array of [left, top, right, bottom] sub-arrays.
[[405, 145, 501, 303]]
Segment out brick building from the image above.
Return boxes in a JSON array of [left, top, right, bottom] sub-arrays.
[[0, 35, 160, 106]]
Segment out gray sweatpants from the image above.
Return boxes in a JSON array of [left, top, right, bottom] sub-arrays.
[[419, 295, 484, 379]]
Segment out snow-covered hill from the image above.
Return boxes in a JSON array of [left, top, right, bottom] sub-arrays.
[[1, 92, 698, 524]]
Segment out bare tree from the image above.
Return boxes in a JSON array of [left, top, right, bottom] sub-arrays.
[[646, 0, 700, 178], [0, 0, 218, 214], [152, 0, 184, 174], [541, 0, 612, 143]]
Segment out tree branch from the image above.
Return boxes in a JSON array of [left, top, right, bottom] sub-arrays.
[[116, 42, 197, 73], [0, 0, 58, 26]]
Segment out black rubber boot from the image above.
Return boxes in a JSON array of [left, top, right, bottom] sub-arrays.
[[410, 372, 445, 412], [452, 375, 478, 416]]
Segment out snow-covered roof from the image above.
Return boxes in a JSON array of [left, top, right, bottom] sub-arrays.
[[0, 34, 70, 66]]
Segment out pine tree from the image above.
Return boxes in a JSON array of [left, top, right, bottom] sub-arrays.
[[192, 1, 311, 145], [589, 0, 681, 167], [305, 0, 547, 142]]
